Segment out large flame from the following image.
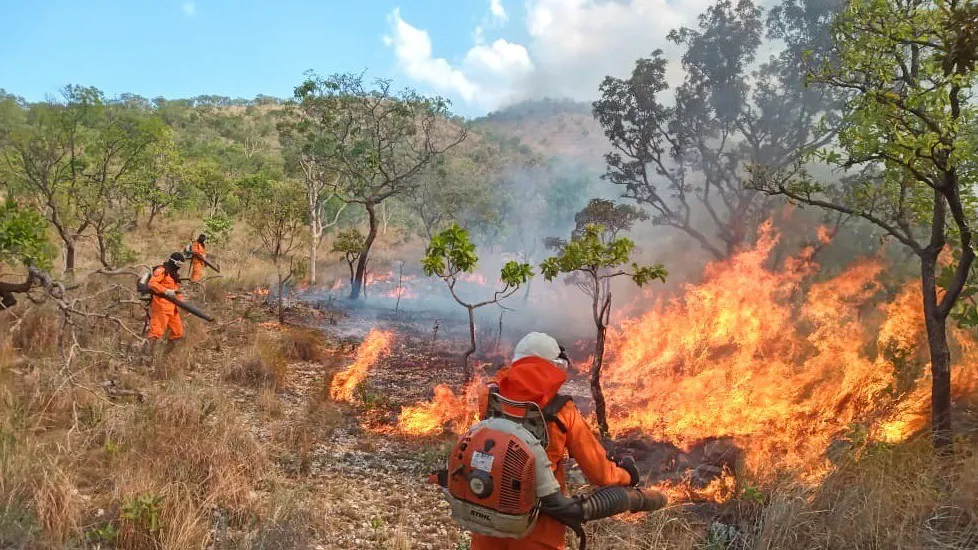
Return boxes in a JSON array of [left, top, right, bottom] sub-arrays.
[[396, 377, 483, 436], [604, 221, 978, 479], [330, 329, 394, 402]]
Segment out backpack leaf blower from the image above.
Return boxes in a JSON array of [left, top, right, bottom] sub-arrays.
[[428, 391, 666, 550], [137, 272, 215, 322]]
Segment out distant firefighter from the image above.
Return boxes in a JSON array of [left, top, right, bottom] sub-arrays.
[[188, 233, 207, 282]]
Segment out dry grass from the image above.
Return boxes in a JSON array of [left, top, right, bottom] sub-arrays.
[[103, 385, 269, 548], [583, 434, 978, 550], [4, 216, 978, 549], [279, 326, 326, 363], [256, 387, 284, 418], [271, 398, 344, 477], [8, 305, 60, 358], [225, 333, 288, 391]]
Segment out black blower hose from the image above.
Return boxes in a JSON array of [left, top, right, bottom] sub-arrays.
[[581, 486, 664, 521], [541, 487, 666, 550]]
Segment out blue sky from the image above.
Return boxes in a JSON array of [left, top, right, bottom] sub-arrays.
[[1, 0, 710, 116]]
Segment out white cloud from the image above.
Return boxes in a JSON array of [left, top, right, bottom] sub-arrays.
[[383, 0, 740, 112], [181, 1, 196, 17], [519, 0, 712, 101], [384, 9, 532, 109], [490, 0, 508, 22]]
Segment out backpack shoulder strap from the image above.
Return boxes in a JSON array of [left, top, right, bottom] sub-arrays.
[[542, 395, 574, 434]]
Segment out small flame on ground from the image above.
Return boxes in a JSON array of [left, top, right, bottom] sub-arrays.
[[396, 377, 482, 436], [330, 329, 394, 402]]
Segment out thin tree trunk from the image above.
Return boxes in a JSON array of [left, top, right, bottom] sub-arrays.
[[277, 268, 285, 324], [591, 280, 613, 437], [64, 239, 76, 273], [592, 322, 610, 437], [395, 262, 403, 313], [309, 220, 319, 285], [147, 207, 159, 230], [921, 254, 952, 448], [350, 203, 378, 300], [463, 306, 477, 384], [96, 229, 111, 269]]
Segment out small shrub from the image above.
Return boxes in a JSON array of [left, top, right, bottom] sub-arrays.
[[353, 382, 391, 411], [85, 522, 120, 546], [122, 492, 163, 533], [414, 437, 456, 473]]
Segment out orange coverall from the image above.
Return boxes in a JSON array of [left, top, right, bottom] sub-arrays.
[[146, 266, 183, 340], [470, 357, 633, 550], [190, 241, 206, 282]]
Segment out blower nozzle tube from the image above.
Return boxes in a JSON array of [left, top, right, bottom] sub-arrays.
[[581, 486, 666, 521]]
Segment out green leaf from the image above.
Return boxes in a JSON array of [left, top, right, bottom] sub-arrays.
[[0, 200, 53, 269]]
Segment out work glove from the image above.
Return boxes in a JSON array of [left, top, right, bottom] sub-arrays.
[[163, 290, 177, 300], [615, 455, 641, 487]]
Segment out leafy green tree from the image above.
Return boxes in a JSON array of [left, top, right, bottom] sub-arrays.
[[423, 224, 534, 381], [289, 72, 467, 299], [592, 0, 841, 259], [0, 200, 52, 269], [0, 86, 164, 271], [188, 158, 236, 217], [137, 130, 196, 229], [749, 0, 978, 447], [247, 180, 307, 324], [331, 229, 366, 285], [278, 99, 348, 285], [541, 222, 667, 436]]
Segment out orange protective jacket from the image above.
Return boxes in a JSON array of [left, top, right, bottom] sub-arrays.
[[146, 266, 184, 340], [190, 242, 206, 282], [470, 357, 632, 550]]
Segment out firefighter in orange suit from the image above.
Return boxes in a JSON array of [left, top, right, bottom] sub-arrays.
[[471, 332, 640, 550], [146, 252, 186, 342], [189, 233, 207, 282]]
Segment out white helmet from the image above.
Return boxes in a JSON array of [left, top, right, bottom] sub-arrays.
[[513, 332, 570, 369]]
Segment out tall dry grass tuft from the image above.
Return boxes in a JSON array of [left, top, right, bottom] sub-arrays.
[[103, 385, 268, 548], [225, 333, 288, 391], [279, 327, 326, 363], [0, 382, 86, 548], [9, 306, 60, 358]]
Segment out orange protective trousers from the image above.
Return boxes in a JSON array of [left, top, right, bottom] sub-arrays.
[[147, 301, 184, 340], [469, 358, 632, 550]]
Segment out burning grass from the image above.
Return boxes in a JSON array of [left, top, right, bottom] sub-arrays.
[[395, 378, 482, 437], [603, 221, 978, 482], [329, 328, 394, 403]]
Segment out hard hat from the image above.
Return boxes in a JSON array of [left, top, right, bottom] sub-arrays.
[[513, 332, 562, 362]]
